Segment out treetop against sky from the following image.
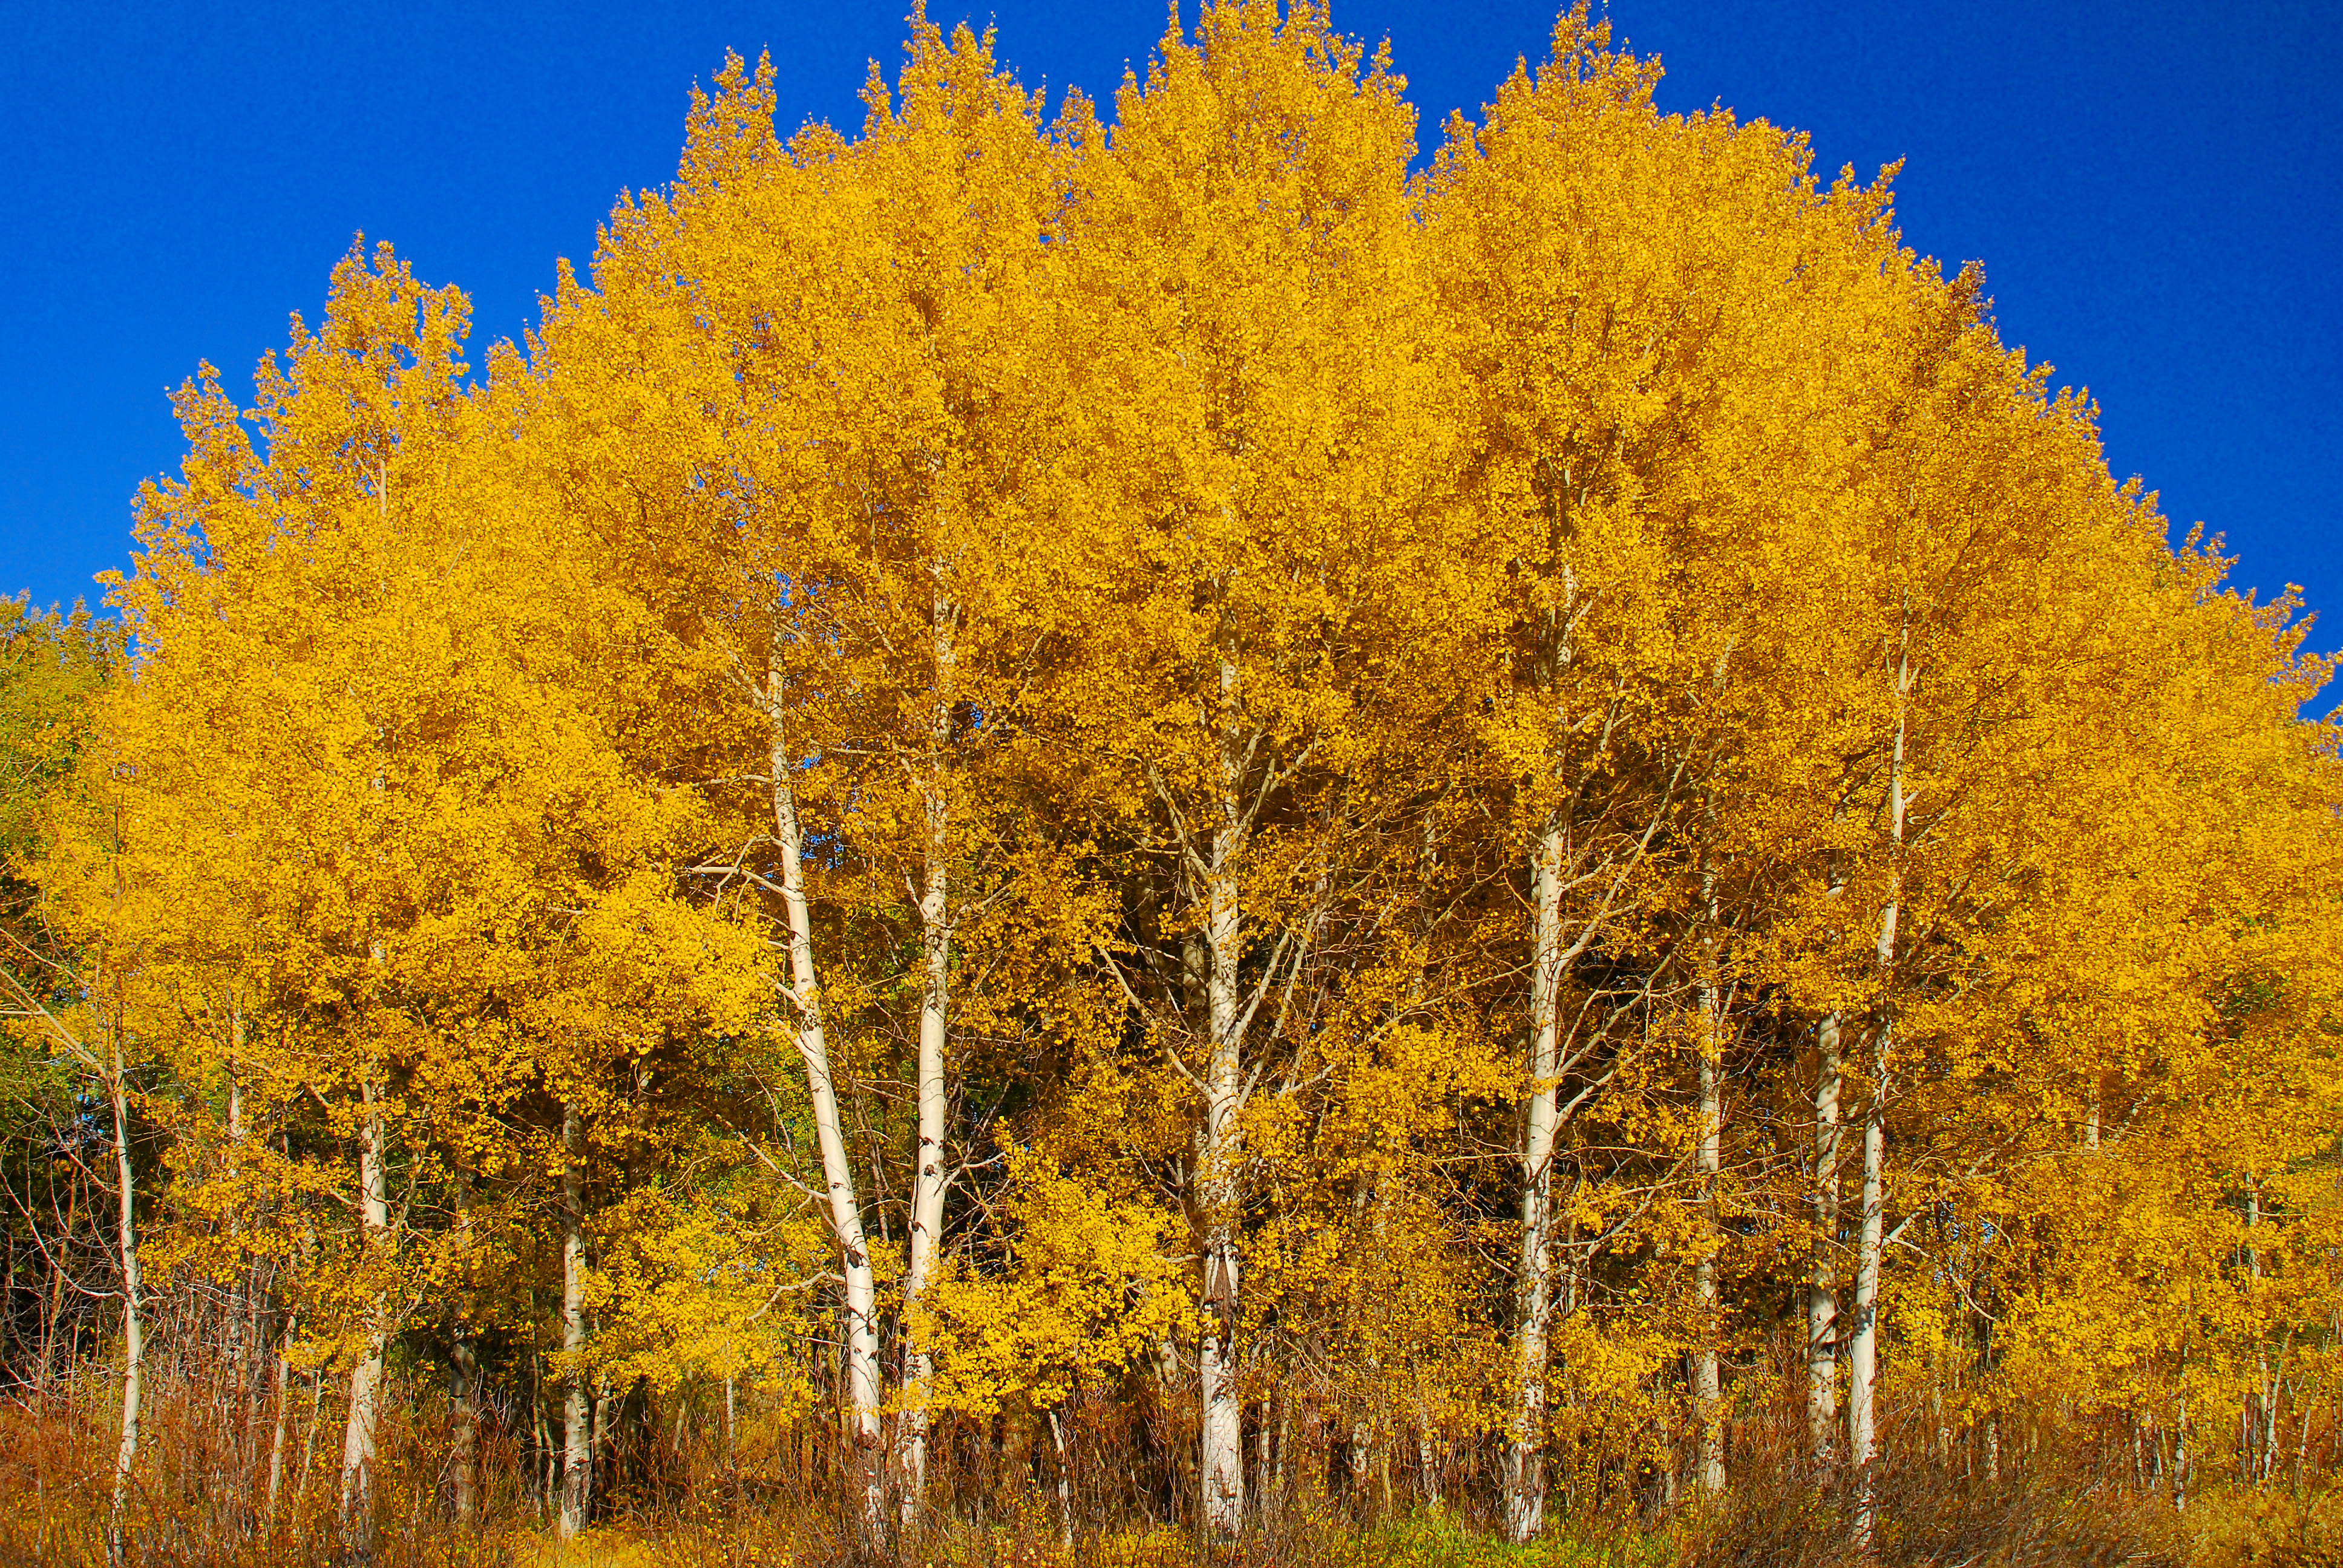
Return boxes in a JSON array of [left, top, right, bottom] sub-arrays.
[[0, 0, 2335, 639]]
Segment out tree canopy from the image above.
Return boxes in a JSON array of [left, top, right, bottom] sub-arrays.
[[4, 4, 2337, 1560]]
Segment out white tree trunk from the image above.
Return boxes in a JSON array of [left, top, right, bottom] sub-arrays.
[[896, 601, 957, 1530], [1849, 633, 1909, 1550], [1809, 1010, 1844, 1475], [1197, 848, 1246, 1534], [768, 665, 884, 1537], [1692, 1054, 1725, 1495], [1847, 1046, 1886, 1544], [2173, 1374, 2189, 1511], [1504, 815, 1567, 1543], [559, 1101, 591, 1540], [338, 1079, 389, 1552], [1196, 655, 1248, 1540], [2243, 1184, 2267, 1485], [225, 1028, 250, 1400], [108, 1037, 144, 1563], [1047, 1405, 1076, 1547], [1693, 833, 1725, 1495]]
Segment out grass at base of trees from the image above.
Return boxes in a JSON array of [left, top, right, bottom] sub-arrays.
[[8, 1385, 2333, 1568]]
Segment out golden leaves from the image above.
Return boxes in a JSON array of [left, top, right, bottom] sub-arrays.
[[20, 0, 2337, 1491]]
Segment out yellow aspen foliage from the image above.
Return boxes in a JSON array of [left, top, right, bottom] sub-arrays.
[[8, 4, 2340, 1558]]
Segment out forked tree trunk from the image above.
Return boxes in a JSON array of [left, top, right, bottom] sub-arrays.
[[768, 665, 885, 1537], [1504, 814, 1568, 1543], [339, 1079, 390, 1556], [559, 1102, 591, 1539]]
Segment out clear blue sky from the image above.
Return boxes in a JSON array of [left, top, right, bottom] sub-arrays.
[[3, 1, 2335, 642]]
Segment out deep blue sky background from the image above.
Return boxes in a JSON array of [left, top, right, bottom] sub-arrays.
[[4, 1, 2336, 642]]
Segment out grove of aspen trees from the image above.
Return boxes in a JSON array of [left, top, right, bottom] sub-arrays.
[[3, 4, 2339, 1563]]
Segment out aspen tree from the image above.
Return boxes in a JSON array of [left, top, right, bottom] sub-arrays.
[[1846, 607, 1907, 1549], [121, 245, 486, 1552], [527, 130, 893, 1535], [557, 1101, 591, 1537], [546, 28, 1078, 1527], [1428, 7, 1888, 1532], [89, 238, 768, 1547], [1050, 0, 1455, 1531], [741, 25, 1072, 1521]]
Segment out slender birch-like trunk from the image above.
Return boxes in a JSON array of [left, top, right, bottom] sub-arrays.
[[1504, 814, 1568, 1544], [896, 594, 957, 1530], [768, 664, 885, 1536], [559, 1102, 591, 1539], [108, 1031, 143, 1564], [2174, 1370, 2189, 1511], [1691, 1045, 1725, 1495], [2243, 1185, 2264, 1485], [338, 1079, 389, 1554], [1194, 654, 1248, 1538], [1693, 829, 1726, 1495], [1848, 626, 1909, 1551], [1047, 1405, 1076, 1547], [1196, 889, 1245, 1523], [1847, 1048, 1886, 1541], [225, 1028, 249, 1402], [1809, 1008, 1844, 1475]]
